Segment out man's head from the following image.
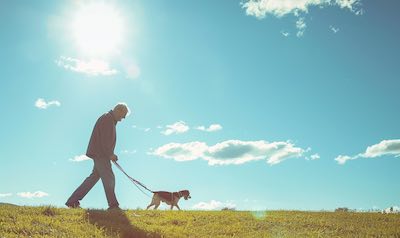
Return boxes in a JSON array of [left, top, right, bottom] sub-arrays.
[[112, 103, 131, 122]]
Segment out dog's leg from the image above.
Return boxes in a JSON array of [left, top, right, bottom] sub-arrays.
[[175, 204, 181, 211], [147, 196, 156, 210], [154, 201, 160, 210], [146, 203, 153, 210]]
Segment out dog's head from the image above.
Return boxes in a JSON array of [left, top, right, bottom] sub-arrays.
[[179, 190, 191, 200]]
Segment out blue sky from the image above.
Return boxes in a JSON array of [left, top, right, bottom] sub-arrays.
[[1, 0, 399, 211]]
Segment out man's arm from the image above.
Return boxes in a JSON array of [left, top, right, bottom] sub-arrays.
[[99, 117, 117, 160]]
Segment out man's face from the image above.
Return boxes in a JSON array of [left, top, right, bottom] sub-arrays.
[[115, 109, 128, 122]]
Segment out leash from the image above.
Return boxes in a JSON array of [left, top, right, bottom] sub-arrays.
[[113, 161, 153, 197]]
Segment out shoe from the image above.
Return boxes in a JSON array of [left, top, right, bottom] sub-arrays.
[[65, 202, 81, 209], [107, 206, 122, 211]]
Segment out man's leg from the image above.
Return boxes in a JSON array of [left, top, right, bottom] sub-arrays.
[[94, 159, 119, 208], [66, 161, 100, 207]]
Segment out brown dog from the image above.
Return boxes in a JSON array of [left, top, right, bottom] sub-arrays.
[[146, 190, 191, 210]]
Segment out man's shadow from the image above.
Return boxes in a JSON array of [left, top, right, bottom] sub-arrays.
[[86, 209, 160, 238]]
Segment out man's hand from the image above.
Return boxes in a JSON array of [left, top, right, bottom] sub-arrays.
[[110, 154, 118, 162]]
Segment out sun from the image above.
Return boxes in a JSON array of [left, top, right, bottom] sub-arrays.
[[71, 3, 125, 56]]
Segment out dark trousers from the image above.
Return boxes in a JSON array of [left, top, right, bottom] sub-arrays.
[[66, 158, 119, 208]]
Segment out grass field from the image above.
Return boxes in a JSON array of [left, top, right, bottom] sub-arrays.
[[1, 205, 400, 237]]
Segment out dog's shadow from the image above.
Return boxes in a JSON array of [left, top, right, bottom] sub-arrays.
[[86, 209, 160, 238]]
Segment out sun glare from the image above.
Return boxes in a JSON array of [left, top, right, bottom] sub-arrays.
[[72, 3, 125, 56]]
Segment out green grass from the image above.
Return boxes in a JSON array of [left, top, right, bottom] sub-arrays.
[[1, 205, 400, 237]]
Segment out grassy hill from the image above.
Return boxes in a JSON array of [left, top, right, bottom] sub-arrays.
[[0, 203, 18, 206], [1, 205, 399, 237]]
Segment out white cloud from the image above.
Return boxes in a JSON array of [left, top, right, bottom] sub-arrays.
[[17, 191, 49, 199], [310, 153, 320, 160], [150, 140, 310, 166], [336, 0, 363, 14], [56, 56, 117, 76], [363, 140, 400, 158], [35, 98, 61, 109], [132, 125, 151, 132], [0, 193, 12, 198], [151, 141, 208, 162], [196, 124, 223, 132], [306, 154, 321, 160], [335, 155, 354, 165], [383, 206, 400, 213], [241, 0, 363, 19], [330, 25, 340, 33], [69, 154, 91, 162], [242, 0, 322, 19], [161, 121, 190, 135], [192, 200, 237, 210], [335, 139, 400, 164], [296, 17, 307, 37], [242, 0, 362, 36], [281, 31, 290, 37], [121, 149, 137, 154]]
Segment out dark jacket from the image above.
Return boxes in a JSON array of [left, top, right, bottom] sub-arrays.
[[86, 111, 116, 160]]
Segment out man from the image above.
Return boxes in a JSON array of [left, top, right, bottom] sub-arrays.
[[66, 103, 130, 210]]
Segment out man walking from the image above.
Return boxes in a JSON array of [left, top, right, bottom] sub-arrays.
[[66, 103, 130, 210]]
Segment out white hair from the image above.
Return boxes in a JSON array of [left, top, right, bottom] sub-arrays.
[[114, 102, 131, 116]]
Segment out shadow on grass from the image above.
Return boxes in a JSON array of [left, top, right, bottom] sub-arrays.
[[86, 209, 160, 238]]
